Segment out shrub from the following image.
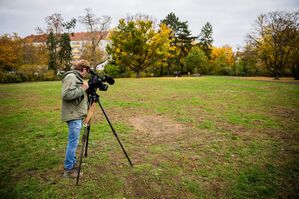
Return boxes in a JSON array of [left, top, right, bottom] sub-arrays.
[[184, 47, 208, 74], [42, 70, 57, 81], [0, 71, 23, 83], [220, 66, 234, 75], [104, 64, 121, 78]]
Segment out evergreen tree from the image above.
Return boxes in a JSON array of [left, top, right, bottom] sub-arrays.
[[177, 21, 196, 71], [62, 18, 76, 34], [46, 31, 58, 71], [43, 15, 76, 72], [198, 22, 213, 59], [161, 12, 181, 34], [58, 33, 72, 71], [161, 12, 196, 74], [160, 13, 179, 75]]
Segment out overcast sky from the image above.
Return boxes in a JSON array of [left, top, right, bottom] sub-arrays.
[[0, 0, 298, 49]]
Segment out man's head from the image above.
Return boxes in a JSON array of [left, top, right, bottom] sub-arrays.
[[74, 59, 90, 77]]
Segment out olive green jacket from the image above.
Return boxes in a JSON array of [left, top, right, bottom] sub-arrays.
[[61, 70, 88, 122]]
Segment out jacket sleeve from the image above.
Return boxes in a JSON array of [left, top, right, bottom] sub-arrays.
[[62, 74, 84, 101]]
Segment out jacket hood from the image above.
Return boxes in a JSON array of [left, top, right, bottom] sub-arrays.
[[62, 70, 83, 80]]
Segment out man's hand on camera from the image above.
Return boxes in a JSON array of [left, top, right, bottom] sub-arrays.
[[81, 82, 89, 91]]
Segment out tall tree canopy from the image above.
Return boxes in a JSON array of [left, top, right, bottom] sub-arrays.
[[248, 11, 299, 79], [0, 34, 23, 71], [58, 33, 72, 71], [184, 46, 208, 74], [79, 8, 111, 67], [161, 12, 196, 73], [40, 13, 76, 71], [107, 17, 174, 77], [46, 31, 58, 71], [210, 45, 235, 75], [198, 22, 213, 59]]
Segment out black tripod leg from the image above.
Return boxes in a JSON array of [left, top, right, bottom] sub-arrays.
[[97, 99, 133, 167], [76, 126, 87, 185], [84, 125, 90, 157]]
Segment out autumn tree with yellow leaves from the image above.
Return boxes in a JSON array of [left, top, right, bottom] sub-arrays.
[[248, 11, 299, 79], [210, 45, 235, 75], [107, 17, 175, 78], [0, 34, 23, 72]]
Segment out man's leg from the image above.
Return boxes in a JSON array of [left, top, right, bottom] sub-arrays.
[[64, 119, 82, 171]]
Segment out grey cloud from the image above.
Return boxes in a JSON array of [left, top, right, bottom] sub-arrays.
[[0, 0, 298, 49]]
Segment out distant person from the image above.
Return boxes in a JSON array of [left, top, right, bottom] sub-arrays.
[[61, 60, 90, 178]]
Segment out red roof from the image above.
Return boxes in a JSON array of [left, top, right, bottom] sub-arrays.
[[70, 31, 109, 41], [24, 34, 48, 42]]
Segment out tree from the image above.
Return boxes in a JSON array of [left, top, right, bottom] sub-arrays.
[[107, 18, 174, 78], [45, 13, 64, 34], [210, 45, 235, 75], [58, 33, 72, 71], [36, 13, 64, 35], [38, 13, 64, 71], [79, 8, 111, 67], [161, 12, 196, 74], [80, 42, 106, 64], [62, 18, 76, 34], [248, 11, 299, 79], [46, 31, 58, 71], [176, 22, 196, 72], [198, 22, 213, 59], [290, 29, 299, 79], [184, 46, 208, 74], [235, 43, 259, 76], [39, 13, 76, 71], [59, 18, 76, 71], [0, 34, 23, 71], [22, 38, 48, 66], [0, 33, 49, 82]]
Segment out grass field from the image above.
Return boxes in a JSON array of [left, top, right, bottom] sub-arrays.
[[0, 76, 298, 198]]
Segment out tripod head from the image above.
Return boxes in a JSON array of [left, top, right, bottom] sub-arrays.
[[88, 92, 100, 104]]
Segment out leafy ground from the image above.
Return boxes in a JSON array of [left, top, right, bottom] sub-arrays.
[[0, 76, 298, 198]]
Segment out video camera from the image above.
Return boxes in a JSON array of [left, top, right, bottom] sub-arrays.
[[87, 70, 115, 95]]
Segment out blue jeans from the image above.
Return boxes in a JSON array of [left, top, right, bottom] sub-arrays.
[[64, 119, 82, 170]]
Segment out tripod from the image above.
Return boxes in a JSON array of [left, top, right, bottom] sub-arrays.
[[76, 93, 133, 185]]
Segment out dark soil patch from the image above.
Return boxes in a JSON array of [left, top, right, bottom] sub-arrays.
[[129, 115, 186, 137]]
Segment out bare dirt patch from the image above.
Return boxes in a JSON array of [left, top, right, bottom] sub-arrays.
[[129, 115, 185, 137]]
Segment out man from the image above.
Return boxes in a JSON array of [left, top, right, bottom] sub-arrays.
[[61, 59, 90, 178]]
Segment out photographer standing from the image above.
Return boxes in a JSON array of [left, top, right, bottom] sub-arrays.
[[61, 59, 90, 178]]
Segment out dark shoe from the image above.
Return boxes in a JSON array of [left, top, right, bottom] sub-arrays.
[[73, 162, 85, 170], [63, 168, 78, 178], [73, 163, 78, 170]]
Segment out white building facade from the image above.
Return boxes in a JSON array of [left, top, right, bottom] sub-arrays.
[[24, 32, 110, 62]]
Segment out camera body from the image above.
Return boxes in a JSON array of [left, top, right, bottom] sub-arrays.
[[87, 70, 114, 95]]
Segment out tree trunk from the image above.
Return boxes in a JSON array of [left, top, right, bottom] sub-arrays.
[[167, 65, 170, 76], [91, 42, 96, 67], [136, 70, 141, 78], [274, 70, 280, 80], [160, 66, 163, 77]]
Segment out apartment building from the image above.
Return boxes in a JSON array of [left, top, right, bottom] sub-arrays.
[[24, 32, 110, 61]]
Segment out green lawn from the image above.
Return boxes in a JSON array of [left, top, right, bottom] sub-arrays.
[[0, 76, 298, 198]]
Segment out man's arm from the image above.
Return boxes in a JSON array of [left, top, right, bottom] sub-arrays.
[[62, 74, 86, 101]]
